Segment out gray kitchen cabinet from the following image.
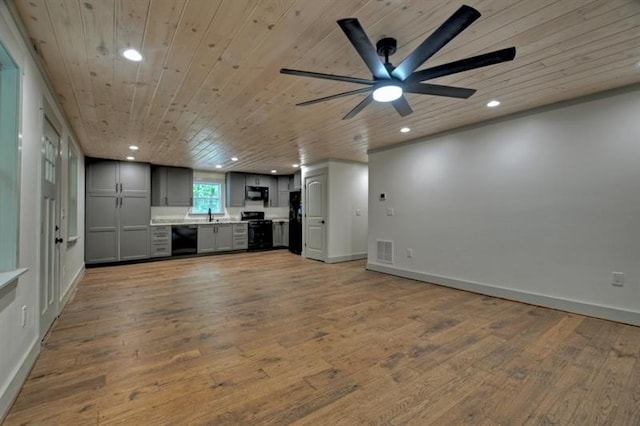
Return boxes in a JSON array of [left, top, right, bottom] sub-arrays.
[[198, 223, 233, 253], [197, 224, 215, 253], [266, 176, 277, 207], [282, 222, 289, 248], [225, 172, 245, 207], [215, 224, 233, 251], [232, 223, 248, 249], [245, 174, 264, 186], [272, 222, 282, 247], [85, 194, 118, 263], [277, 175, 293, 207], [151, 166, 193, 206], [293, 171, 301, 190], [151, 226, 171, 257], [272, 221, 288, 248], [86, 159, 150, 264]]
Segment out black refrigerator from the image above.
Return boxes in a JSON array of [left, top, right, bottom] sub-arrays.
[[288, 190, 302, 254]]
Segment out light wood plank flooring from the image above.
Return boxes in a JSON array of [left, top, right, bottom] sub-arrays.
[[4, 251, 640, 425]]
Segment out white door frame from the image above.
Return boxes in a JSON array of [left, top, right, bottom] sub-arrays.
[[303, 168, 327, 262], [39, 108, 62, 339]]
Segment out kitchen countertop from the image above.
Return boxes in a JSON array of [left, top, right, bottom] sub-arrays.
[[151, 218, 288, 225]]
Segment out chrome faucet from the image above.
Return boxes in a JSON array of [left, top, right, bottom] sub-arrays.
[[208, 208, 213, 222]]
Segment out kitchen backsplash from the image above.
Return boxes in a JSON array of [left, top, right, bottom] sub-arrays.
[[151, 200, 288, 222]]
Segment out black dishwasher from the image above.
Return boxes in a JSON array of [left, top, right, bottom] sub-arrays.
[[171, 225, 198, 256]]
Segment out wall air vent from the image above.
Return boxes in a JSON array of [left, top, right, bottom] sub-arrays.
[[376, 240, 393, 264]]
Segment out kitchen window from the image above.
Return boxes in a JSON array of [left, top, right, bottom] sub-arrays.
[[0, 40, 20, 273], [192, 182, 223, 214], [67, 141, 78, 241]]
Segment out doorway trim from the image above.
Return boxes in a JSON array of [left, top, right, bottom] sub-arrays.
[[303, 167, 328, 262], [39, 100, 62, 340]]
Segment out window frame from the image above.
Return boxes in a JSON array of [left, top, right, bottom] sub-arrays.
[[0, 39, 21, 273], [191, 180, 224, 215], [67, 139, 79, 241]]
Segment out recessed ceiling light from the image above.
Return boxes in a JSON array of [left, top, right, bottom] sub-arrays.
[[129, 145, 139, 151], [486, 100, 501, 108], [126, 156, 135, 161], [292, 164, 299, 168], [400, 127, 410, 133], [231, 157, 238, 161], [215, 165, 222, 169], [271, 170, 277, 174], [121, 48, 143, 62]]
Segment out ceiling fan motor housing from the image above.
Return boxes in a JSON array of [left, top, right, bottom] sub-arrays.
[[376, 37, 397, 62]]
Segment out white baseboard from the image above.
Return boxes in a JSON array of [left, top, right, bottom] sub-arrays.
[[366, 262, 640, 326], [326, 253, 367, 264], [0, 338, 40, 423], [60, 264, 84, 309]]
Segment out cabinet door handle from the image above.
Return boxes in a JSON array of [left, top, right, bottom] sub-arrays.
[[119, 183, 123, 192], [190, 197, 193, 206], [115, 183, 118, 192], [164, 196, 168, 206], [120, 197, 123, 207]]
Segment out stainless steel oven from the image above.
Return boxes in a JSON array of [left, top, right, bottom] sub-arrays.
[[241, 211, 273, 251]]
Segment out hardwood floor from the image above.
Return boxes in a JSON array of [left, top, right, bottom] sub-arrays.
[[4, 251, 639, 425]]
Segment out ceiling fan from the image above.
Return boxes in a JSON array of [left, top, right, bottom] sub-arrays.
[[280, 5, 516, 120]]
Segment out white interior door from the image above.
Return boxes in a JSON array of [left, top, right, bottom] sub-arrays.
[[305, 172, 326, 261], [40, 117, 61, 338]]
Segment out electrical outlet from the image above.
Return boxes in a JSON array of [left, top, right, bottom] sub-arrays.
[[355, 209, 361, 216], [407, 248, 413, 258], [386, 208, 394, 216], [612, 272, 624, 287], [21, 306, 27, 327]]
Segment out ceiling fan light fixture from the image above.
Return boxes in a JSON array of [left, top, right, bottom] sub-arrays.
[[373, 82, 403, 102]]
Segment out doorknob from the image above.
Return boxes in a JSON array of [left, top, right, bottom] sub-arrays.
[[55, 237, 64, 244], [320, 220, 325, 224]]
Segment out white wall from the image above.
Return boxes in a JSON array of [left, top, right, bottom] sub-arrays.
[[302, 161, 368, 262], [0, 2, 85, 419], [327, 162, 368, 262], [368, 87, 640, 325]]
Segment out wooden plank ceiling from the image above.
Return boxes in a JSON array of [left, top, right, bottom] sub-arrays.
[[13, 0, 640, 173]]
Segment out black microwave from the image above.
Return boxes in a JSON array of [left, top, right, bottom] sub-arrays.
[[246, 186, 269, 201]]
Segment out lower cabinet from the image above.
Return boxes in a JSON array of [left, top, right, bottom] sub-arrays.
[[233, 223, 248, 249], [197, 224, 233, 253], [273, 221, 289, 248], [150, 225, 171, 257]]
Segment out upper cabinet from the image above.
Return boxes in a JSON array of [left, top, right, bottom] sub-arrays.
[[151, 166, 193, 206], [226, 172, 295, 208], [245, 174, 269, 187], [277, 175, 293, 207], [225, 172, 245, 207], [293, 171, 301, 190]]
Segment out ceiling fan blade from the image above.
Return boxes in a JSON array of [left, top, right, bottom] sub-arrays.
[[391, 5, 481, 81], [280, 68, 375, 85], [343, 93, 374, 120], [296, 87, 372, 106], [392, 96, 413, 117], [337, 18, 390, 79], [405, 82, 476, 99], [407, 47, 516, 82]]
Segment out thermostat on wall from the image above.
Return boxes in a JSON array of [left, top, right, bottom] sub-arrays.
[[379, 193, 386, 201]]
